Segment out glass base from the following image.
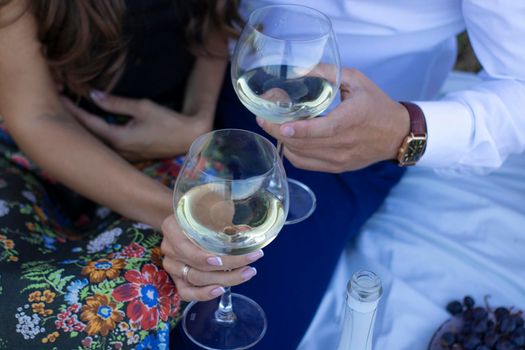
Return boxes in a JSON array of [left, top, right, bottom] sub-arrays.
[[182, 293, 267, 350], [285, 178, 317, 225]]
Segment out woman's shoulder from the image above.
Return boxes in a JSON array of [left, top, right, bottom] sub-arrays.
[[0, 0, 38, 43], [0, 0, 42, 77], [0, 0, 61, 127], [0, 0, 31, 25]]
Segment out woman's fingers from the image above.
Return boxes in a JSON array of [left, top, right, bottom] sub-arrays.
[[163, 259, 257, 288], [60, 96, 123, 144], [160, 215, 263, 302], [89, 90, 147, 117], [174, 278, 226, 302], [190, 266, 258, 287], [220, 250, 264, 270], [161, 215, 265, 272], [162, 232, 264, 272]]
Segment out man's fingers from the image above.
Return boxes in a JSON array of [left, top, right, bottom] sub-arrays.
[[283, 147, 346, 173], [277, 133, 351, 151], [284, 140, 353, 159], [257, 97, 360, 141], [61, 97, 123, 143], [256, 117, 281, 139], [257, 113, 341, 140], [90, 90, 145, 117], [174, 278, 226, 302], [308, 63, 340, 85]]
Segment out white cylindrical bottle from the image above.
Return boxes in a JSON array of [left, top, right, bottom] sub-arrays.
[[336, 270, 383, 350]]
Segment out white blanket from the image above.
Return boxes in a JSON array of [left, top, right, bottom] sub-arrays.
[[299, 152, 525, 350]]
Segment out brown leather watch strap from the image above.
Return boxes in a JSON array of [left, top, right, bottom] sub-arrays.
[[400, 102, 427, 137], [396, 102, 428, 166]]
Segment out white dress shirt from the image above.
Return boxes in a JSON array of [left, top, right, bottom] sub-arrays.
[[239, 0, 525, 175]]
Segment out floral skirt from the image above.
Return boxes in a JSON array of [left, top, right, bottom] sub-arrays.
[[0, 133, 186, 349]]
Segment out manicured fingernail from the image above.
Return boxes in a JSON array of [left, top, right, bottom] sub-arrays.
[[207, 256, 223, 266], [281, 126, 295, 137], [256, 117, 264, 127], [211, 287, 226, 297], [90, 90, 105, 101], [246, 249, 264, 262], [241, 267, 257, 281]]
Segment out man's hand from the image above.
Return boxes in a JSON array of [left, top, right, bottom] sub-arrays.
[[160, 215, 263, 302], [61, 92, 213, 161], [257, 68, 411, 173]]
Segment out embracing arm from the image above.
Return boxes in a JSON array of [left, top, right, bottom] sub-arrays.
[[0, 2, 171, 229], [181, 42, 229, 132]]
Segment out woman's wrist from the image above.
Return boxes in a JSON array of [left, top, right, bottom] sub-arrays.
[[174, 110, 213, 153], [192, 109, 214, 133], [130, 180, 173, 231]]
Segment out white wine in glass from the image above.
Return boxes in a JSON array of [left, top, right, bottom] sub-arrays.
[[236, 65, 336, 124], [231, 4, 341, 224], [175, 182, 286, 255], [173, 129, 289, 350]]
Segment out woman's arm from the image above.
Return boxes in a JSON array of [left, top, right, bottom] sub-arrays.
[[0, 2, 171, 229], [181, 42, 229, 128]]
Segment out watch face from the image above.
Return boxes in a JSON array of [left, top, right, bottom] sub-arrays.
[[402, 136, 426, 163]]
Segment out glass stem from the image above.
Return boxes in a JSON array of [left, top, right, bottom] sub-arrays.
[[276, 140, 285, 163], [214, 286, 236, 323]]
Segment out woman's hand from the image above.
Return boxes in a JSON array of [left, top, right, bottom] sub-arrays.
[[61, 92, 213, 161], [257, 68, 411, 173], [160, 215, 263, 302]]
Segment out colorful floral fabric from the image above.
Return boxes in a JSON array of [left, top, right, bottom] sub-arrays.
[[0, 131, 186, 349]]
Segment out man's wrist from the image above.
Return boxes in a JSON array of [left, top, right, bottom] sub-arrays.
[[386, 102, 411, 160]]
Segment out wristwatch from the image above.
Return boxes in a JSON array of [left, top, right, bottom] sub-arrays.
[[396, 102, 427, 166]]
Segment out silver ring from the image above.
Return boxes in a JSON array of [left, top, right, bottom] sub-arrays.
[[182, 264, 191, 283]]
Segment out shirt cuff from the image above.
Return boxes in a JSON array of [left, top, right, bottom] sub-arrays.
[[413, 100, 474, 168]]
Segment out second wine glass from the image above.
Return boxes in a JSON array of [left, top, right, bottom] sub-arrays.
[[231, 4, 341, 224]]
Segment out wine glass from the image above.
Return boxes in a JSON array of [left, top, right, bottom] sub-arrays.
[[173, 129, 289, 349], [231, 4, 341, 224]]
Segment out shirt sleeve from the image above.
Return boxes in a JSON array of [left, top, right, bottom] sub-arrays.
[[414, 1, 525, 175]]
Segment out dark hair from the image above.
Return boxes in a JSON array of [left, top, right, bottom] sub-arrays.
[[1, 0, 242, 97], [175, 0, 242, 49]]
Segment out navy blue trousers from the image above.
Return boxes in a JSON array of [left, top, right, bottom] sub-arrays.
[[171, 74, 405, 349]]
